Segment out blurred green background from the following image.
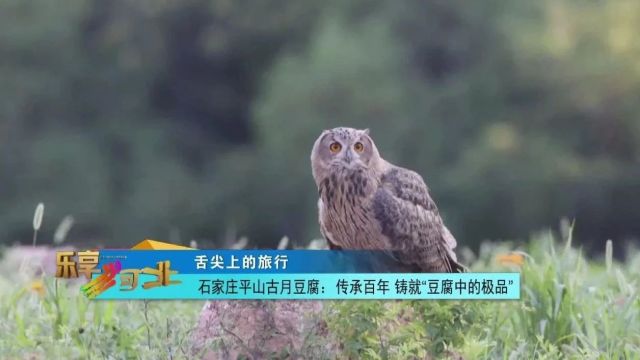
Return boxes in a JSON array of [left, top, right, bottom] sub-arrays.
[[1, 0, 639, 252]]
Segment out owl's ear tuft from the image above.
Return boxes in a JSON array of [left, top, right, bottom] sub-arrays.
[[316, 129, 331, 143], [362, 128, 370, 135]]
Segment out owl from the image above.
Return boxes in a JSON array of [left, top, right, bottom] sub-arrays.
[[310, 127, 463, 273]]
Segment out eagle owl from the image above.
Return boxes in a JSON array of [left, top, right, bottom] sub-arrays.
[[310, 127, 463, 273]]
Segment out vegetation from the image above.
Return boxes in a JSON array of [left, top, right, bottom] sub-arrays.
[[1, 0, 640, 251], [326, 234, 640, 359], [1, 226, 638, 359]]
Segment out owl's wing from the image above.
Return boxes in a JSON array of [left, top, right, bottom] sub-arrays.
[[372, 166, 463, 272]]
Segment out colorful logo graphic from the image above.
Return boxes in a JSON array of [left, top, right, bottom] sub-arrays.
[[57, 240, 186, 299], [80, 261, 122, 299]]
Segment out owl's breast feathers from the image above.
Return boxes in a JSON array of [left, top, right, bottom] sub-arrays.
[[317, 163, 463, 273], [318, 167, 380, 249]]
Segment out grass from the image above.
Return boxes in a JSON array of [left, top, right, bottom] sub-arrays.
[[325, 232, 640, 359], [0, 229, 639, 359]]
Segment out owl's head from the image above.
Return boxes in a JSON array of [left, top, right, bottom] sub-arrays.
[[310, 127, 381, 183]]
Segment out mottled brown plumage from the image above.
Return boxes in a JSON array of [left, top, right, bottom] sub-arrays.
[[310, 127, 463, 273]]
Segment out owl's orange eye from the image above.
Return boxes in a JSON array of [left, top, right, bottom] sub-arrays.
[[354, 142, 364, 153], [329, 142, 342, 153]]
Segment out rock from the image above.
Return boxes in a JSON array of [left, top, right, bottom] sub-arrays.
[[191, 300, 336, 359]]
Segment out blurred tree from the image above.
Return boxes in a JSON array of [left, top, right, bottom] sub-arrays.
[[0, 0, 325, 245], [250, 1, 514, 245], [0, 0, 639, 251], [147, 0, 325, 170], [250, 0, 640, 249]]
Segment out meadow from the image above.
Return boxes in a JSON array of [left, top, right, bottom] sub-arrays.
[[0, 223, 639, 359]]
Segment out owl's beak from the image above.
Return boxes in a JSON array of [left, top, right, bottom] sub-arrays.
[[343, 149, 362, 167], [342, 150, 353, 164]]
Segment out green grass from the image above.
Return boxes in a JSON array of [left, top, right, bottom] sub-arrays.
[[326, 233, 640, 359], [1, 231, 639, 359]]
